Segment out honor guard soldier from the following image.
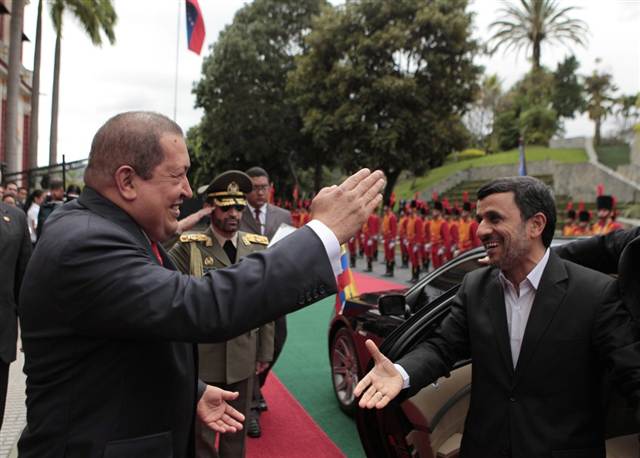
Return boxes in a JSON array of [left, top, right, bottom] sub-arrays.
[[592, 194, 623, 235], [169, 170, 274, 458], [382, 201, 398, 277], [574, 209, 593, 236]]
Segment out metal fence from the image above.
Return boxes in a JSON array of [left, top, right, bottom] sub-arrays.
[[1, 155, 87, 190]]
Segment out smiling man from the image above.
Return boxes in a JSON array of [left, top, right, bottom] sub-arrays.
[[18, 111, 385, 457], [355, 176, 640, 458]]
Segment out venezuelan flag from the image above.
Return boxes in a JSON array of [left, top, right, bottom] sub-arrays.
[[335, 244, 358, 314]]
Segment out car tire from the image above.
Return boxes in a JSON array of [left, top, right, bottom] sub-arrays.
[[330, 327, 360, 416]]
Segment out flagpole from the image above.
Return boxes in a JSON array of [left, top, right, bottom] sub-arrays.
[[173, 0, 181, 121]]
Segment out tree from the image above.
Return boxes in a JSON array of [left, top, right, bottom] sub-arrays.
[[192, 0, 328, 194], [28, 0, 43, 169], [551, 55, 584, 119], [493, 69, 559, 149], [463, 74, 502, 151], [4, 0, 25, 174], [48, 0, 117, 165], [289, 0, 480, 201], [584, 69, 617, 146], [613, 93, 640, 141], [488, 0, 588, 71]]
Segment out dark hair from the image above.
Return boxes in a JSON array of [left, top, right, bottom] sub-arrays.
[[49, 179, 64, 191], [245, 166, 269, 180], [84, 111, 183, 186], [477, 176, 556, 247], [66, 185, 82, 195], [25, 189, 44, 210]]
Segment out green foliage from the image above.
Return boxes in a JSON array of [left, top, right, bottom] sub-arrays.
[[584, 69, 617, 146], [595, 144, 630, 170], [49, 0, 117, 44], [488, 0, 588, 71], [289, 0, 481, 199], [394, 146, 587, 198], [452, 148, 486, 161], [551, 55, 584, 118], [464, 74, 502, 151], [191, 0, 328, 193], [493, 69, 560, 149]]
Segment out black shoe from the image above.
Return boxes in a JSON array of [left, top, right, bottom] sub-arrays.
[[247, 416, 261, 438], [257, 398, 268, 412]]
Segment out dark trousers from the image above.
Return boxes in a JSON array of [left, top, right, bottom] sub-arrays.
[[0, 360, 9, 430], [195, 377, 253, 458], [252, 316, 287, 413]]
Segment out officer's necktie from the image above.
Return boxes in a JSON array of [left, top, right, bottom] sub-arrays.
[[223, 240, 237, 263], [150, 241, 164, 266], [254, 208, 262, 234]]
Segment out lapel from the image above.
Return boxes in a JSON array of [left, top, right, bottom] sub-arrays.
[[484, 268, 515, 377], [242, 207, 261, 234], [514, 251, 568, 383]]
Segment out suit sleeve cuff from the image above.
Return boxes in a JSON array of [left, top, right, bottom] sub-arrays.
[[306, 219, 343, 277], [197, 379, 207, 400], [395, 363, 411, 389]]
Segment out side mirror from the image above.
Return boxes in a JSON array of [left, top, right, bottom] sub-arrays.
[[378, 294, 408, 317]]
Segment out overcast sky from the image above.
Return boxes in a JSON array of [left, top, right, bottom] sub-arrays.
[[21, 0, 640, 165]]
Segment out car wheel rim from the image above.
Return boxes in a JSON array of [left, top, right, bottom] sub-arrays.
[[332, 333, 359, 407]]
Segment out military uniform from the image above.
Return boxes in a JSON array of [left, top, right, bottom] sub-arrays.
[[169, 171, 274, 458]]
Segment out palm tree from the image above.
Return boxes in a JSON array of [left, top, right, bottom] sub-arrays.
[[28, 0, 43, 170], [488, 0, 588, 71], [584, 69, 617, 146], [48, 0, 117, 165]]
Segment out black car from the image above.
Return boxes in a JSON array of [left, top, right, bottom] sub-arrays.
[[328, 240, 639, 457]]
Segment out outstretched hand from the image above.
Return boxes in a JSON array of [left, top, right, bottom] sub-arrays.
[[311, 169, 385, 244], [197, 385, 245, 434], [353, 339, 404, 409]]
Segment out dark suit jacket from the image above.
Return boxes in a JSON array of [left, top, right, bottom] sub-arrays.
[[18, 187, 336, 458], [0, 203, 31, 365], [240, 203, 292, 240], [555, 226, 640, 321], [398, 252, 640, 458]]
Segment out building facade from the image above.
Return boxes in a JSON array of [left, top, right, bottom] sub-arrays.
[[0, 0, 33, 179]]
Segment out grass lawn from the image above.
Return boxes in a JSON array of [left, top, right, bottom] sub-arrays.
[[596, 144, 630, 170], [395, 146, 587, 199]]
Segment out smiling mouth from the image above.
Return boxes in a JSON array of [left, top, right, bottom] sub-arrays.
[[484, 241, 499, 250]]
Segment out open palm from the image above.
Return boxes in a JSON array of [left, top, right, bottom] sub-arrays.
[[354, 339, 404, 409]]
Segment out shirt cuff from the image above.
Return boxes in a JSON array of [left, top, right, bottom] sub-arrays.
[[394, 363, 410, 389], [307, 219, 343, 277]]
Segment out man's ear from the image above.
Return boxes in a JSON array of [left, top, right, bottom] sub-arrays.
[[113, 165, 137, 201], [528, 212, 547, 239]]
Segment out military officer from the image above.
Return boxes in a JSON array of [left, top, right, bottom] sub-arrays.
[[169, 170, 274, 458]]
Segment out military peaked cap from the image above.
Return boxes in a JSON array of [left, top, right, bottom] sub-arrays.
[[202, 170, 252, 207]]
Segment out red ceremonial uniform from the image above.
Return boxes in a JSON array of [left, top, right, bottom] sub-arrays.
[[591, 220, 623, 235], [382, 211, 398, 263], [457, 218, 473, 253], [364, 214, 380, 259], [448, 219, 459, 260], [399, 215, 409, 262], [429, 217, 450, 269], [410, 217, 424, 268]]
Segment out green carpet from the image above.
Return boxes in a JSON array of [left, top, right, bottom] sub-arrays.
[[274, 297, 366, 457]]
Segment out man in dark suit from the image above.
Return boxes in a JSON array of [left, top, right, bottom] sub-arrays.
[[239, 166, 293, 437], [0, 200, 31, 429], [18, 111, 385, 457], [355, 176, 640, 458]]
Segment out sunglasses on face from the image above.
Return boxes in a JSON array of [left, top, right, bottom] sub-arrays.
[[218, 204, 246, 212]]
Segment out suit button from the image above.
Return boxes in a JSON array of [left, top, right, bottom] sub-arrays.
[[318, 286, 326, 295]]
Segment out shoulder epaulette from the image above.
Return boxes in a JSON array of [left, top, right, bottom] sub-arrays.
[[179, 233, 213, 246], [242, 233, 269, 246]]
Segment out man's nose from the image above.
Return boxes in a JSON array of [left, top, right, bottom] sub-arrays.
[[182, 177, 193, 199]]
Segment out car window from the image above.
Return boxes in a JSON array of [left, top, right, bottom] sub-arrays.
[[418, 258, 482, 309]]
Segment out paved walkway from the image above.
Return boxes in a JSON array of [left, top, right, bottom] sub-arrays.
[[0, 347, 26, 458]]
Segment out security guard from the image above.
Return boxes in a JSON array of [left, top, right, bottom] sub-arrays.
[[169, 170, 274, 458]]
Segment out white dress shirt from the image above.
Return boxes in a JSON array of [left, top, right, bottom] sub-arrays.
[[499, 248, 550, 367], [396, 248, 551, 387]]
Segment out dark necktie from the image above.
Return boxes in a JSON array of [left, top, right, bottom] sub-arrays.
[[150, 241, 163, 266], [254, 208, 262, 234], [223, 240, 237, 263]]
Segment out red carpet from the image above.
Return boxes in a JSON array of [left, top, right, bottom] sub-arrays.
[[246, 374, 345, 457], [351, 271, 405, 293]]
